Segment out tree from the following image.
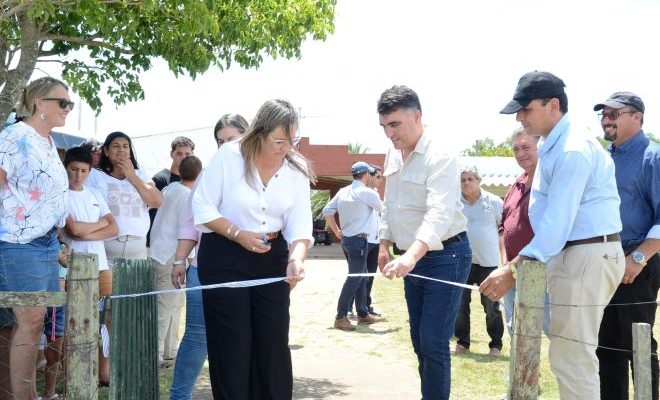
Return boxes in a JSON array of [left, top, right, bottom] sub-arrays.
[[310, 189, 329, 220], [0, 0, 336, 122], [462, 137, 513, 157], [347, 142, 369, 154]]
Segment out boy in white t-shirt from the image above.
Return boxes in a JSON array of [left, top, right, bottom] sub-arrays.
[[60, 146, 118, 387]]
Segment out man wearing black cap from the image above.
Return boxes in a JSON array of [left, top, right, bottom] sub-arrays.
[[323, 161, 383, 331], [480, 71, 625, 399], [594, 92, 660, 400]]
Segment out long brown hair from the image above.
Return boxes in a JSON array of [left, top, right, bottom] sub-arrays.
[[240, 99, 316, 188]]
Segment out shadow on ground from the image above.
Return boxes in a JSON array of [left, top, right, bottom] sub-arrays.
[[293, 376, 350, 399]]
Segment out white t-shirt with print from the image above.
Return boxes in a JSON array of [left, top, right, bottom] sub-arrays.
[[0, 122, 68, 243], [61, 186, 111, 270], [86, 168, 152, 238]]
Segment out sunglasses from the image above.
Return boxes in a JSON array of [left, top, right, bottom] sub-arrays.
[[43, 97, 75, 110], [597, 110, 636, 121]]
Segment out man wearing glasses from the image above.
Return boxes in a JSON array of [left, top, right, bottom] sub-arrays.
[[480, 71, 624, 399], [594, 92, 660, 400]]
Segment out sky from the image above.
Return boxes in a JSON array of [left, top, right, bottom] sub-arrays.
[[42, 0, 660, 161]]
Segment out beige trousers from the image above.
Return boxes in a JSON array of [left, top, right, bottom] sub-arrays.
[[547, 241, 624, 400], [155, 256, 185, 360]]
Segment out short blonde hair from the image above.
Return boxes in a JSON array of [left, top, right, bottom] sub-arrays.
[[16, 77, 69, 118]]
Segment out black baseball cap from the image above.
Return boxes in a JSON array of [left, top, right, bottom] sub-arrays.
[[500, 71, 566, 114], [593, 92, 645, 113]]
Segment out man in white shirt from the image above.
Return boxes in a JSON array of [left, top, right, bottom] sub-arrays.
[[377, 85, 470, 399], [323, 161, 383, 331], [150, 155, 202, 366], [454, 166, 504, 357]]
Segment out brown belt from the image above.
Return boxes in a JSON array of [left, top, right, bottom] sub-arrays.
[[563, 233, 620, 250]]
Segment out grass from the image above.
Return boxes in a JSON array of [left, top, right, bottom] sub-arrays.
[[369, 276, 660, 400]]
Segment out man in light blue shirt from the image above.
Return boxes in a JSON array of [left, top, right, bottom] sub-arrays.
[[480, 71, 625, 400], [323, 161, 383, 331]]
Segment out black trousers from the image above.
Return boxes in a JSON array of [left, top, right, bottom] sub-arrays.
[[598, 249, 659, 400], [454, 264, 504, 350], [197, 232, 292, 400]]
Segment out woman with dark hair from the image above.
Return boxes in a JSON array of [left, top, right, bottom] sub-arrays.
[[86, 131, 161, 385], [88, 130, 162, 264], [0, 76, 72, 399], [169, 113, 248, 400], [192, 100, 314, 399]]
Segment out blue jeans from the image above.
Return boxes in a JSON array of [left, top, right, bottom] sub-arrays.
[[336, 235, 369, 318], [170, 267, 207, 400], [0, 228, 60, 328], [404, 238, 471, 400], [502, 285, 551, 337]]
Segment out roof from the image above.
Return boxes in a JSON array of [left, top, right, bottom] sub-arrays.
[[52, 131, 86, 150], [458, 156, 522, 188]]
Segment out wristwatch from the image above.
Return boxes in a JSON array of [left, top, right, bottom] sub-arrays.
[[631, 251, 647, 268], [173, 259, 186, 266]]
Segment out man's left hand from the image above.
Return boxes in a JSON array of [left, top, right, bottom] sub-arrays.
[[382, 253, 416, 279], [621, 255, 643, 284]]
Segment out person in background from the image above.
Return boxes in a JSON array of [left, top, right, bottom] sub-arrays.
[[499, 128, 551, 337], [453, 165, 504, 357], [169, 113, 248, 400], [147, 136, 195, 247], [363, 164, 383, 317], [323, 161, 382, 331], [376, 85, 470, 400], [481, 71, 624, 399], [594, 92, 659, 400], [85, 131, 162, 386], [79, 138, 102, 168], [60, 146, 118, 386], [151, 155, 202, 368], [192, 100, 313, 399], [0, 77, 72, 400]]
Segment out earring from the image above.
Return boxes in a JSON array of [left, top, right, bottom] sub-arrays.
[[39, 113, 46, 121]]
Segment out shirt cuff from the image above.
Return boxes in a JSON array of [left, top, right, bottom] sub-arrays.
[[415, 224, 443, 250], [647, 224, 660, 240]]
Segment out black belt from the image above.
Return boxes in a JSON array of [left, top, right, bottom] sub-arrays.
[[563, 233, 620, 250], [394, 231, 467, 255]]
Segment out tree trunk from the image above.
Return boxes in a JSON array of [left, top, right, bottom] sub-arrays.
[[0, 11, 40, 123]]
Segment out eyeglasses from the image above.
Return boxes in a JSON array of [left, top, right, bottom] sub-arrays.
[[270, 135, 301, 146], [597, 110, 636, 121], [43, 97, 75, 110]]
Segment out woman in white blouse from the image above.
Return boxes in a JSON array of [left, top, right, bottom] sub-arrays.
[[192, 99, 314, 399], [0, 77, 72, 399]]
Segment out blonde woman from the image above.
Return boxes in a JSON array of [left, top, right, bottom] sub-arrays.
[[0, 77, 72, 399], [192, 100, 314, 399]]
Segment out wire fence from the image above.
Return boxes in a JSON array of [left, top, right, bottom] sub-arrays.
[[0, 255, 657, 399]]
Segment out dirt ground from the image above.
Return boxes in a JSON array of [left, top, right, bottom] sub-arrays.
[[192, 244, 421, 399]]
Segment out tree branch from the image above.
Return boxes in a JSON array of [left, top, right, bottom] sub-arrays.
[[40, 34, 133, 54], [0, 2, 31, 23]]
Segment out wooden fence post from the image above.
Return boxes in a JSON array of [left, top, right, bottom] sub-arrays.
[[632, 322, 652, 400], [508, 259, 546, 400], [65, 252, 99, 400]]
